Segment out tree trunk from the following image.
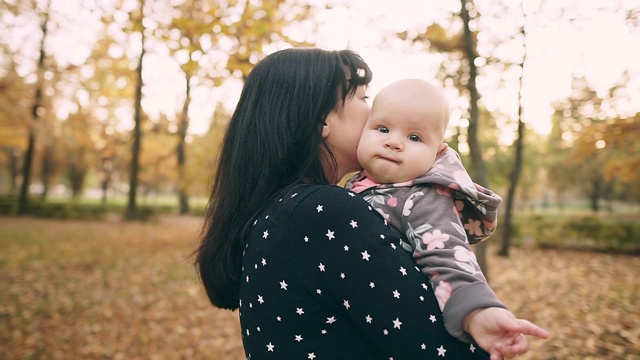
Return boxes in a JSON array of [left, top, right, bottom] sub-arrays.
[[177, 72, 191, 215], [589, 178, 600, 212], [18, 0, 50, 214], [68, 156, 86, 199], [8, 148, 20, 194], [460, 0, 490, 278], [499, 1, 527, 257], [40, 143, 54, 200], [125, 0, 145, 220], [100, 157, 113, 205]]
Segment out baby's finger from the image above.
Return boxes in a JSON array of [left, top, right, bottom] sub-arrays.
[[515, 319, 550, 339], [489, 347, 504, 360], [492, 342, 511, 359], [493, 334, 530, 358]]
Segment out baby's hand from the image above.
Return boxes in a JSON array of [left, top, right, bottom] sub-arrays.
[[464, 307, 549, 360]]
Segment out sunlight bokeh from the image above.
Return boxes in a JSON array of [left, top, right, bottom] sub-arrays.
[[8, 0, 639, 138]]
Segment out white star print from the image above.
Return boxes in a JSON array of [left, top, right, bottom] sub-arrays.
[[383, 329, 389, 335], [321, 329, 327, 334], [276, 316, 281, 321], [296, 308, 304, 315], [316, 205, 323, 212], [261, 258, 267, 266], [246, 329, 250, 336], [267, 342, 274, 352], [429, 314, 437, 323], [308, 353, 316, 359], [361, 250, 371, 261], [257, 295, 264, 304], [344, 245, 349, 251], [304, 236, 309, 242], [263, 230, 269, 239], [326, 229, 335, 240], [393, 290, 401, 299], [254, 264, 258, 269], [422, 283, 429, 290], [265, 215, 269, 219], [249, 303, 253, 308], [420, 296, 425, 301], [295, 335, 303, 342], [470, 344, 476, 353], [437, 345, 446, 356], [246, 275, 249, 283], [369, 282, 375, 288], [257, 326, 260, 331], [348, 192, 355, 197], [280, 280, 288, 290], [340, 273, 345, 279], [253, 219, 257, 225], [365, 314, 372, 323], [393, 317, 402, 329], [391, 243, 396, 249], [316, 289, 322, 295], [421, 343, 426, 350], [326, 316, 336, 324], [349, 220, 358, 228], [318, 263, 325, 272], [343, 300, 350, 309], [399, 266, 407, 276], [291, 193, 297, 197]]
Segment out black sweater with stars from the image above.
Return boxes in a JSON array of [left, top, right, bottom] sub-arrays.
[[239, 185, 489, 360]]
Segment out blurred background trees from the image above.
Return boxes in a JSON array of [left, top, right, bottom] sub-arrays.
[[0, 0, 638, 245]]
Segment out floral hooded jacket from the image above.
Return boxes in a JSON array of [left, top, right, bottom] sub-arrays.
[[347, 147, 506, 342]]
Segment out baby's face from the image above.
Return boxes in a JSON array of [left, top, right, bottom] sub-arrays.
[[357, 88, 446, 184]]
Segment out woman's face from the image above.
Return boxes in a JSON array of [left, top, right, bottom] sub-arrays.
[[323, 85, 370, 182]]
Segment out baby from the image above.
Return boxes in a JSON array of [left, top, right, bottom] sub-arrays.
[[348, 79, 548, 357]]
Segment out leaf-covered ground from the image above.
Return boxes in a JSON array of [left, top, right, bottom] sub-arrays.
[[1, 215, 638, 359]]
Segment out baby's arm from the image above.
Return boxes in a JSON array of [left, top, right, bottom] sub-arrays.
[[400, 185, 505, 342], [401, 186, 549, 358]]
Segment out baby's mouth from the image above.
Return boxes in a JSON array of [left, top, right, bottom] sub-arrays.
[[377, 155, 400, 164]]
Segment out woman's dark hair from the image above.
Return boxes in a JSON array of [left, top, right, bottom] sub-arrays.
[[194, 48, 372, 309]]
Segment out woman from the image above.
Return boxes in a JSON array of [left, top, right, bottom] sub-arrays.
[[194, 48, 535, 359]]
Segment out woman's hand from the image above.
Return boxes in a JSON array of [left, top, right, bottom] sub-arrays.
[[463, 307, 550, 360]]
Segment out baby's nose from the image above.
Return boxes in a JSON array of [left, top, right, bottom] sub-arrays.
[[384, 137, 403, 150]]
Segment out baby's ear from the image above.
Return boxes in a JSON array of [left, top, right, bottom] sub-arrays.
[[437, 143, 448, 157]]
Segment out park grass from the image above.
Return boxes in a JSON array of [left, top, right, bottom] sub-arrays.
[[1, 215, 639, 359], [0, 215, 243, 359]]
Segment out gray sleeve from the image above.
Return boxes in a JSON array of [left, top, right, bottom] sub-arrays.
[[399, 185, 506, 343]]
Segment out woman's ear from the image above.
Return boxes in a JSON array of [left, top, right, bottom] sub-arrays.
[[322, 112, 335, 139]]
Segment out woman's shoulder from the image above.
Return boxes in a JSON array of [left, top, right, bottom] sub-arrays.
[[270, 184, 373, 221], [281, 185, 388, 230], [304, 183, 356, 196], [288, 184, 366, 208]]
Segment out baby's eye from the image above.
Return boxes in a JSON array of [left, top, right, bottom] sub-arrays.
[[408, 134, 421, 142], [377, 126, 389, 133]]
